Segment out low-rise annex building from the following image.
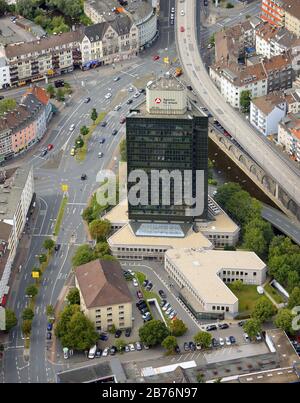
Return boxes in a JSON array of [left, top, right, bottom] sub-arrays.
[[165, 248, 267, 319], [75, 259, 132, 332]]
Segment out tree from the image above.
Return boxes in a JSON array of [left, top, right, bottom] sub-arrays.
[[196, 373, 206, 383], [0, 98, 17, 116], [80, 126, 89, 136], [5, 309, 17, 331], [193, 331, 212, 349], [119, 138, 127, 162], [288, 287, 300, 310], [91, 108, 98, 123], [287, 271, 299, 293], [161, 336, 178, 353], [89, 219, 111, 242], [22, 320, 32, 337], [226, 190, 261, 225], [25, 284, 38, 298], [169, 318, 188, 337], [39, 253, 47, 264], [22, 308, 34, 321], [243, 227, 267, 258], [139, 320, 169, 347], [82, 206, 94, 223], [230, 280, 243, 292], [55, 305, 98, 350], [46, 84, 55, 98], [252, 297, 276, 323], [72, 244, 94, 267], [56, 88, 65, 102], [275, 309, 294, 335], [243, 319, 262, 339], [75, 136, 84, 149], [108, 324, 117, 334], [115, 339, 126, 352], [244, 218, 274, 246], [94, 242, 111, 258], [215, 182, 242, 211], [209, 33, 215, 47], [0, 0, 9, 16], [240, 90, 251, 113], [66, 288, 80, 305], [43, 238, 55, 252], [46, 305, 55, 318]]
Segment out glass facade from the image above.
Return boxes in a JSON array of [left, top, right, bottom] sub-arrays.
[[126, 114, 208, 222]]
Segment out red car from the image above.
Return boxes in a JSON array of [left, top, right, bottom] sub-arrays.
[[47, 144, 54, 151], [120, 116, 126, 124], [152, 55, 160, 61], [137, 290, 143, 299], [180, 26, 185, 32]]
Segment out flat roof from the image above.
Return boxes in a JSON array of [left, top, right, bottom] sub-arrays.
[[165, 249, 266, 306], [108, 223, 213, 250]]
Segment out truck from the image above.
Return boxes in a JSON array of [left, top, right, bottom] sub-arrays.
[[175, 67, 183, 77]]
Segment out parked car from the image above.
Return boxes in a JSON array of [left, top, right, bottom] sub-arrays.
[[166, 307, 173, 315], [125, 345, 130, 353], [127, 99, 133, 105], [47, 144, 54, 151], [219, 338, 225, 347], [135, 342, 142, 351], [114, 105, 121, 111], [129, 343, 135, 351], [112, 129, 118, 136], [88, 345, 97, 359], [105, 93, 112, 99], [160, 300, 167, 308], [238, 320, 246, 327], [99, 333, 108, 341], [41, 149, 48, 157], [115, 329, 122, 338], [206, 325, 217, 332], [143, 344, 150, 350], [137, 302, 147, 311], [137, 290, 143, 299], [184, 342, 190, 351], [133, 278, 139, 287], [46, 332, 52, 340], [229, 336, 236, 344], [142, 312, 151, 320], [70, 147, 75, 156], [189, 341, 196, 351], [98, 152, 104, 158], [169, 311, 177, 320], [243, 333, 250, 342], [110, 346, 117, 355], [84, 97, 91, 103], [225, 337, 231, 346], [162, 303, 171, 312], [159, 290, 166, 299], [95, 348, 102, 358], [114, 76, 120, 82], [256, 333, 262, 342], [102, 347, 109, 357], [125, 328, 131, 337], [69, 124, 75, 131], [152, 55, 160, 61], [47, 323, 53, 331], [219, 323, 229, 330], [143, 279, 149, 287], [146, 282, 153, 291], [212, 338, 219, 348], [196, 343, 202, 350], [175, 345, 181, 354]]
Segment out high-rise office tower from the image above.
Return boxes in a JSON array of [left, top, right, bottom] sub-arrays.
[[126, 74, 208, 233]]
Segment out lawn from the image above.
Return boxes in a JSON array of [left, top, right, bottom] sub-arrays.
[[264, 283, 285, 304], [228, 284, 262, 316], [53, 196, 68, 236], [76, 112, 106, 161]]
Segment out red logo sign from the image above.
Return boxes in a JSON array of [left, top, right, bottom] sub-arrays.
[[155, 97, 161, 104]]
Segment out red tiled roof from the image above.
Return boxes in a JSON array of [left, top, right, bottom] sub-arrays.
[[26, 86, 49, 105]]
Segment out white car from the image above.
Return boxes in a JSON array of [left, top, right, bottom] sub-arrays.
[[63, 351, 69, 359], [162, 303, 170, 311], [256, 333, 262, 342], [105, 93, 112, 99], [102, 347, 109, 357], [128, 269, 135, 276], [166, 307, 173, 315], [169, 311, 177, 319], [98, 152, 104, 158], [244, 333, 250, 342], [69, 124, 75, 131], [114, 105, 121, 111], [219, 338, 225, 346], [196, 343, 202, 350], [129, 343, 135, 351], [134, 92, 140, 98], [133, 278, 139, 287], [180, 10, 185, 16], [128, 87, 134, 92], [225, 337, 231, 346]]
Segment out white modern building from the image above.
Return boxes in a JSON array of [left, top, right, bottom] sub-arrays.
[[250, 92, 288, 136], [165, 248, 267, 319], [0, 57, 10, 89]]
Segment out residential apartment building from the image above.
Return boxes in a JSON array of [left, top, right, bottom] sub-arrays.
[[261, 0, 286, 26], [0, 57, 10, 89], [210, 53, 293, 109], [250, 92, 288, 135], [165, 248, 267, 319], [215, 19, 259, 63], [0, 86, 52, 161], [75, 259, 132, 332], [278, 112, 300, 161], [0, 166, 34, 303], [81, 15, 138, 68], [284, 1, 300, 37], [0, 31, 82, 87], [84, 0, 158, 49]]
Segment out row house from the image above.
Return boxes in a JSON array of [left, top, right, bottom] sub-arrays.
[[278, 112, 300, 161], [261, 0, 300, 37], [210, 53, 294, 109], [0, 31, 82, 87]]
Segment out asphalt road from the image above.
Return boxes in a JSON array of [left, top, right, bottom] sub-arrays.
[[1, 0, 178, 383], [176, 0, 300, 208]]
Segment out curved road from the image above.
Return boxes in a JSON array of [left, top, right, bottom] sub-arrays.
[[175, 0, 300, 206]]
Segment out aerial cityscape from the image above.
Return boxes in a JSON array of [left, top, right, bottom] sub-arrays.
[[0, 0, 300, 386]]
